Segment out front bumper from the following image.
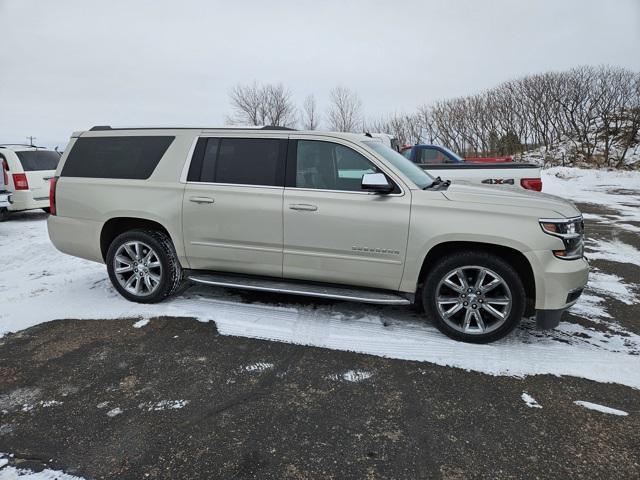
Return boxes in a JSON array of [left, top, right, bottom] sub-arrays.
[[535, 286, 584, 329]]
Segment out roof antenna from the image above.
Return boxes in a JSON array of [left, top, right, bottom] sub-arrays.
[[364, 132, 373, 138]]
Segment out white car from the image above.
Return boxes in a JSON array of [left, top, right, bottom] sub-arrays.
[[0, 159, 12, 219], [0, 145, 60, 217]]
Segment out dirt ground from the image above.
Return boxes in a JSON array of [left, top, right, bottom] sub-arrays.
[[1, 317, 639, 480]]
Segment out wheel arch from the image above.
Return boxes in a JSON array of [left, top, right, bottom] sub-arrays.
[[417, 241, 536, 316], [100, 217, 173, 262]]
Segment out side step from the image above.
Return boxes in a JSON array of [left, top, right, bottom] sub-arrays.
[[187, 272, 411, 305]]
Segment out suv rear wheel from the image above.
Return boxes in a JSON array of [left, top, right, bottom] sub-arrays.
[[106, 229, 182, 303], [422, 251, 525, 343]]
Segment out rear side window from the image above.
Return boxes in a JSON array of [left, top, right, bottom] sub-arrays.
[[61, 136, 174, 179], [187, 137, 286, 186], [15, 151, 60, 172]]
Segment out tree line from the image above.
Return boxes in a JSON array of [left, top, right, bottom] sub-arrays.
[[227, 66, 640, 166]]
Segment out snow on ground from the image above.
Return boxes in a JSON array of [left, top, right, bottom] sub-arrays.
[[0, 453, 86, 480], [241, 362, 274, 373], [543, 167, 640, 226], [586, 239, 640, 267], [138, 400, 189, 411], [1, 168, 640, 390], [329, 370, 373, 383], [521, 392, 542, 409], [105, 407, 122, 418], [132, 318, 150, 328], [573, 401, 628, 416]]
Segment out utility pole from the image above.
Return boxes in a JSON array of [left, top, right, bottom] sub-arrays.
[[26, 136, 37, 147]]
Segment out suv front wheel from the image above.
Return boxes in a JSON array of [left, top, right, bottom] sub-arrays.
[[422, 252, 526, 343], [106, 229, 182, 303]]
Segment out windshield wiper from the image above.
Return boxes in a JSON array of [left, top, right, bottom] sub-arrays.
[[423, 176, 450, 189]]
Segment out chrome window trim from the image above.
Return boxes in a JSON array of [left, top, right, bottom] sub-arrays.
[[284, 186, 404, 197], [180, 134, 407, 196], [291, 138, 406, 197], [179, 136, 199, 184], [184, 181, 284, 191], [179, 134, 287, 187]]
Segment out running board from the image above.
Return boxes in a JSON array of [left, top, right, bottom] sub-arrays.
[[187, 273, 411, 305]]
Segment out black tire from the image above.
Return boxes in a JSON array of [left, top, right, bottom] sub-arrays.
[[0, 208, 8, 222], [42, 207, 51, 214], [106, 229, 183, 304], [422, 251, 525, 344]]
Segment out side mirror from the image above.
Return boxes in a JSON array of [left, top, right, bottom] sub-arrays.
[[361, 173, 393, 194]]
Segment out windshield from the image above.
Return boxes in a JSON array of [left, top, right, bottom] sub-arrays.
[[15, 150, 60, 172], [363, 141, 433, 189]]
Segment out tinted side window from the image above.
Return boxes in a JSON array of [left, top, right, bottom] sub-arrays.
[[295, 140, 380, 192], [190, 138, 285, 186], [418, 148, 440, 164], [15, 151, 61, 171], [62, 136, 174, 179], [216, 138, 283, 186]]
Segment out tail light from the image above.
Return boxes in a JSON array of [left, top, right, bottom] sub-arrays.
[[521, 178, 542, 191], [12, 173, 29, 190], [49, 176, 59, 215], [1, 159, 8, 186]]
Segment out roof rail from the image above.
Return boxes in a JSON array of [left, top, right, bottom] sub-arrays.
[[88, 125, 297, 131], [0, 143, 45, 149], [260, 126, 296, 131]]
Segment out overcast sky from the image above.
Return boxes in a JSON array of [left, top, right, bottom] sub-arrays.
[[1, 0, 639, 148]]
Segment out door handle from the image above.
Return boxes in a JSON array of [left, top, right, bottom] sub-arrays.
[[189, 196, 214, 204], [289, 203, 318, 211]]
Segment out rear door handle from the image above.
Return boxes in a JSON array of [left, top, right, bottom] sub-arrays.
[[189, 196, 214, 204], [289, 203, 318, 211]]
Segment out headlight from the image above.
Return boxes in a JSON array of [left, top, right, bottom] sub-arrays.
[[539, 216, 584, 260]]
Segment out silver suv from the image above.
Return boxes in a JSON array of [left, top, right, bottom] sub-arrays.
[[47, 126, 589, 343]]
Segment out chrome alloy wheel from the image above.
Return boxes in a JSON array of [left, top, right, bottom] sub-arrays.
[[435, 266, 513, 335], [113, 241, 162, 296]]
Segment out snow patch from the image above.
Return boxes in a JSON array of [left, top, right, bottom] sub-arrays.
[[569, 293, 612, 320], [521, 392, 542, 409], [330, 370, 373, 383], [573, 401, 628, 416], [542, 167, 640, 225], [106, 407, 122, 417], [0, 453, 87, 479], [138, 400, 189, 411], [587, 271, 639, 306], [586, 239, 640, 267], [242, 362, 274, 373], [0, 467, 86, 480], [132, 319, 149, 328]]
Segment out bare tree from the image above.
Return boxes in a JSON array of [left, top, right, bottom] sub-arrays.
[[301, 94, 320, 130], [327, 87, 362, 132], [227, 82, 297, 127]]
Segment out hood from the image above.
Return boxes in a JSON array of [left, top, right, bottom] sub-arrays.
[[441, 182, 580, 218]]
